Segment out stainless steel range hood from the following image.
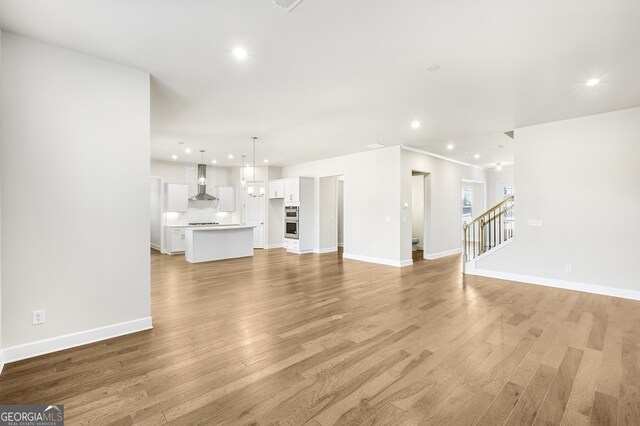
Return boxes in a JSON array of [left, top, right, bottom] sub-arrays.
[[190, 164, 219, 201]]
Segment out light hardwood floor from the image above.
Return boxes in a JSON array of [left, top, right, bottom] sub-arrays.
[[1, 249, 639, 425]]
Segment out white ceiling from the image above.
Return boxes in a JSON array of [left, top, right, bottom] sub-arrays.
[[1, 0, 639, 167]]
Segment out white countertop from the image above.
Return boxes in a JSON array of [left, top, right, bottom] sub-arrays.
[[184, 225, 255, 231]]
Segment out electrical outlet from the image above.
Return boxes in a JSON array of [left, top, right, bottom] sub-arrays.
[[564, 264, 572, 273], [32, 310, 45, 325], [385, 216, 391, 223]]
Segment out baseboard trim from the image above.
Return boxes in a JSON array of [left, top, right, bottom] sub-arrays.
[[150, 243, 161, 251], [1, 317, 153, 365], [0, 350, 4, 375], [343, 253, 412, 268], [472, 269, 640, 301], [424, 248, 462, 260], [314, 247, 337, 254], [265, 243, 284, 249]]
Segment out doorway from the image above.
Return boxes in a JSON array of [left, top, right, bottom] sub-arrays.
[[150, 176, 163, 252], [319, 175, 344, 256], [411, 171, 430, 261], [244, 181, 265, 248]]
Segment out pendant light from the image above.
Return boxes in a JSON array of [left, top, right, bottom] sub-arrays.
[[249, 137, 264, 197]]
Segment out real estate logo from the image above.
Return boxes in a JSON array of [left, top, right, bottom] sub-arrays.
[[0, 404, 64, 425]]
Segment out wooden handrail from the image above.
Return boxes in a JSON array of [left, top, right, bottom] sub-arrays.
[[464, 195, 514, 229]]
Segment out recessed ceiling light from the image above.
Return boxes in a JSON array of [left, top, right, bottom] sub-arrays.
[[184, 148, 192, 154], [228, 154, 234, 159], [177, 141, 185, 145], [264, 159, 269, 163], [232, 47, 248, 61], [446, 144, 454, 150], [211, 160, 217, 164], [172, 155, 178, 160], [474, 154, 480, 159], [426, 65, 440, 72], [586, 78, 600, 86], [411, 120, 421, 129]]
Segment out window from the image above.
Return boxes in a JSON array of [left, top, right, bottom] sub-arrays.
[[462, 187, 473, 218]]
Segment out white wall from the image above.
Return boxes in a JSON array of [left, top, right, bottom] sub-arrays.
[[319, 176, 338, 251], [0, 29, 3, 367], [337, 178, 344, 246], [401, 149, 486, 262], [283, 146, 402, 264], [477, 107, 640, 296], [0, 32, 151, 350]]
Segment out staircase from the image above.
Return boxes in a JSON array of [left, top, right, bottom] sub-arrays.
[[463, 195, 514, 273]]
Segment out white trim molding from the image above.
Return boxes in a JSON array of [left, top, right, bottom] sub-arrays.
[[0, 350, 4, 375], [424, 248, 462, 260], [265, 243, 284, 249], [314, 247, 338, 254], [471, 269, 640, 301], [1, 317, 153, 365], [343, 253, 413, 268]]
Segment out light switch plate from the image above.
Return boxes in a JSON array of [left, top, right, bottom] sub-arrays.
[[528, 219, 544, 227]]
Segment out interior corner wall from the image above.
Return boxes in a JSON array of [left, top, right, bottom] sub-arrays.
[[477, 107, 640, 296], [282, 146, 402, 264], [0, 32, 151, 354], [401, 150, 486, 262]]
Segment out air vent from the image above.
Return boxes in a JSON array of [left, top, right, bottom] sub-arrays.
[[271, 0, 305, 12]]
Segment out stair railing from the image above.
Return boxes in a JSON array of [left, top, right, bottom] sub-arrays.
[[463, 195, 514, 263]]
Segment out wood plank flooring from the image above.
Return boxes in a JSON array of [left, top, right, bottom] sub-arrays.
[[1, 248, 639, 425]]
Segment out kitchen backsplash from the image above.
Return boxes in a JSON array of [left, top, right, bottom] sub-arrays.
[[165, 204, 234, 225]]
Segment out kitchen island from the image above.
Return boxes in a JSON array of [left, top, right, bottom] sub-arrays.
[[184, 226, 254, 263]]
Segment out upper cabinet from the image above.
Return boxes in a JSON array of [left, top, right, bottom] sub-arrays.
[[268, 179, 284, 199], [284, 178, 300, 203], [166, 183, 189, 212], [217, 186, 235, 212]]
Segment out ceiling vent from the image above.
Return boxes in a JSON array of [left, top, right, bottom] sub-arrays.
[[271, 0, 305, 12]]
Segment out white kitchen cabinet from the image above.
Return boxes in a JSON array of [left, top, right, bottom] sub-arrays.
[[217, 186, 235, 212], [268, 179, 284, 199], [164, 227, 186, 253], [166, 183, 189, 212], [284, 178, 300, 203]]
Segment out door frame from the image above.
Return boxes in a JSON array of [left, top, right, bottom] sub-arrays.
[[411, 171, 431, 260], [150, 175, 164, 252]]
